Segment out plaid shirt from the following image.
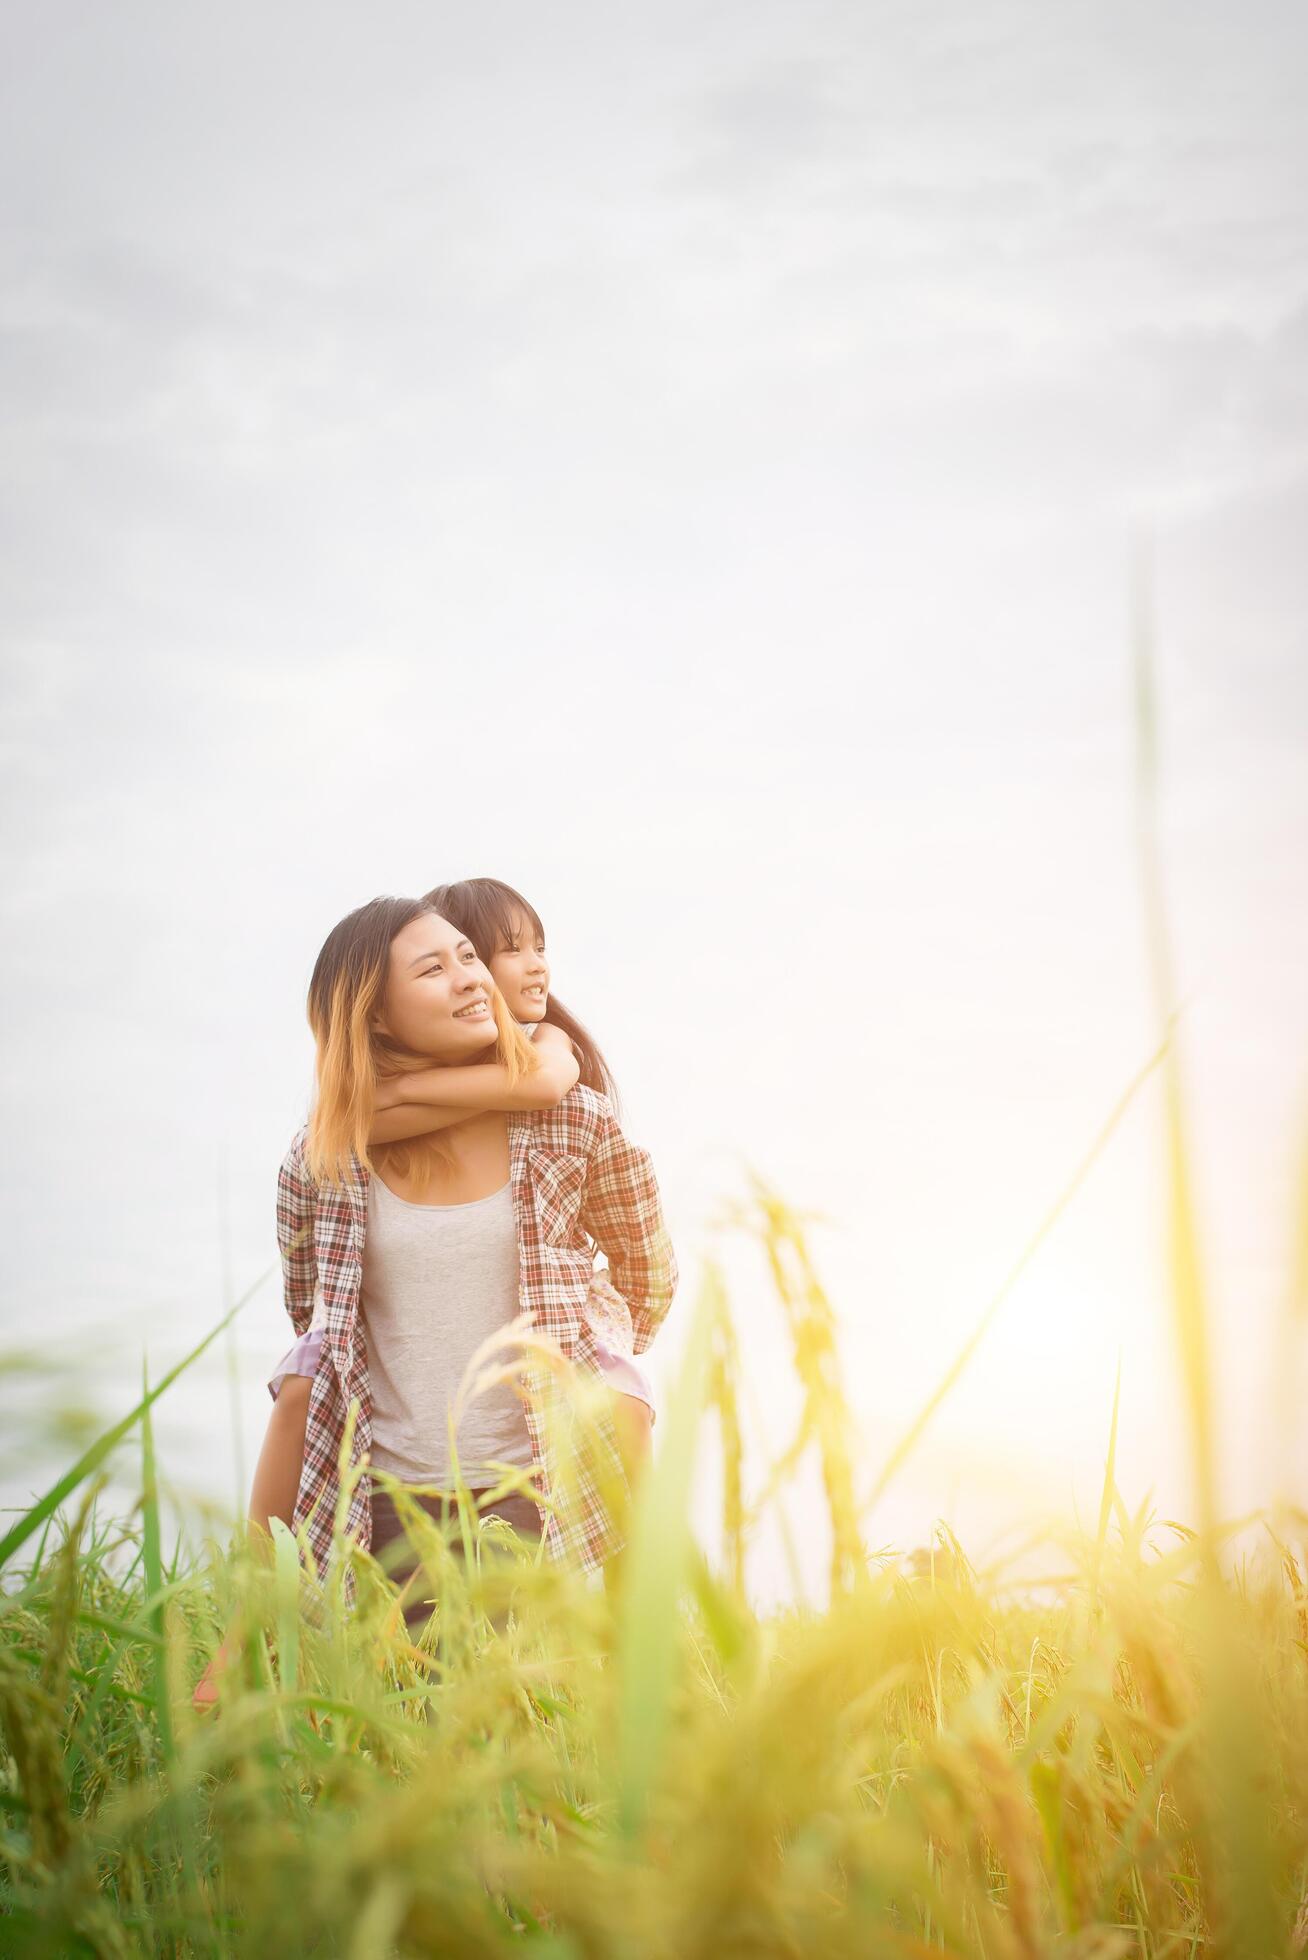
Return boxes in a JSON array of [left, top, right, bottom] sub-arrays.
[[277, 1085, 676, 1575]]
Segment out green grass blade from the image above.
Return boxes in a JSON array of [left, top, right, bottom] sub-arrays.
[[615, 1264, 717, 1839], [1092, 1355, 1122, 1599], [140, 1359, 174, 1765], [1132, 540, 1218, 1546], [0, 1258, 275, 1571], [271, 1518, 301, 1696], [867, 1040, 1166, 1510]]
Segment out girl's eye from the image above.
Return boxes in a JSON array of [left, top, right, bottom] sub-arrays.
[[422, 965, 442, 977], [461, 950, 477, 962]]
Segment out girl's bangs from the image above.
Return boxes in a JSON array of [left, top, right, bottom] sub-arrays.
[[427, 879, 545, 960]]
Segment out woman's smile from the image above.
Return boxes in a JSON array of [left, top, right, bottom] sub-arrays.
[[452, 996, 491, 1021]]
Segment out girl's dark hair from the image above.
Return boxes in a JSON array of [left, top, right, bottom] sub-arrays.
[[423, 876, 620, 1108]]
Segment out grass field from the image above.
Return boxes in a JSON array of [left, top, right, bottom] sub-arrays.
[[2, 1162, 1307, 1958]]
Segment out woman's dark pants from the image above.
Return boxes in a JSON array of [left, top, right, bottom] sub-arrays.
[[369, 1486, 544, 1630]]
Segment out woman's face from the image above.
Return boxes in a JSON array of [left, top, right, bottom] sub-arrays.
[[488, 909, 550, 1024], [379, 912, 499, 1060]]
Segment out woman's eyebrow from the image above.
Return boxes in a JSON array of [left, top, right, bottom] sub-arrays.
[[407, 939, 473, 969]]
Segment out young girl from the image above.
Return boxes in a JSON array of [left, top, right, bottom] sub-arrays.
[[196, 887, 672, 1697]]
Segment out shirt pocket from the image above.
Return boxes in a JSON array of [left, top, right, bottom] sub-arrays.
[[528, 1149, 588, 1248]]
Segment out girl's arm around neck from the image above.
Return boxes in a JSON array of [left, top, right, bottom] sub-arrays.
[[370, 1024, 579, 1145]]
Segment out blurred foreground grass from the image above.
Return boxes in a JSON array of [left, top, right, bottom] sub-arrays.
[[2, 1173, 1307, 1958]]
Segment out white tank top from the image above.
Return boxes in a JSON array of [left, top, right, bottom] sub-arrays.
[[361, 1177, 534, 1486]]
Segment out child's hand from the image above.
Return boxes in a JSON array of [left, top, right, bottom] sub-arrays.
[[373, 1074, 403, 1112], [534, 1023, 577, 1060]]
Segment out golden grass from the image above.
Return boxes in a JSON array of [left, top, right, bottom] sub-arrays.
[[1, 1176, 1306, 1957]]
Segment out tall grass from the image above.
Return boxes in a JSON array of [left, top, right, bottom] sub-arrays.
[[2, 1171, 1307, 1956]]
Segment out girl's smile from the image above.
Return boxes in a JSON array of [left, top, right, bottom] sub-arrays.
[[489, 909, 551, 1023]]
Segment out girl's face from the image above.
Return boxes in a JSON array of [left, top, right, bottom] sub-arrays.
[[488, 909, 550, 1024], [379, 912, 499, 1060]]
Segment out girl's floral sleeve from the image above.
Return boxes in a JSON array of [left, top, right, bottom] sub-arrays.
[[276, 1130, 318, 1337]]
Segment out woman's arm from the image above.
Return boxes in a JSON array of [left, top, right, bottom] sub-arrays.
[[370, 1025, 580, 1145]]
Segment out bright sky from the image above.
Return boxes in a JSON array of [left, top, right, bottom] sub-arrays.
[[2, 2, 1306, 1593]]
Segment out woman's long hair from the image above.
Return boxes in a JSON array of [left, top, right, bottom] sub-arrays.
[[304, 894, 537, 1185], [423, 877, 619, 1108]]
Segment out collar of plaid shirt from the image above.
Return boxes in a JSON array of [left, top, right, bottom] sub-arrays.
[[276, 1084, 677, 1577]]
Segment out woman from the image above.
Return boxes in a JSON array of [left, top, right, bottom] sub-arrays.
[[279, 894, 676, 1583]]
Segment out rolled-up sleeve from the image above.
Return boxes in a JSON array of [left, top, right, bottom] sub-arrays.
[[581, 1107, 677, 1355], [276, 1132, 318, 1337]]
